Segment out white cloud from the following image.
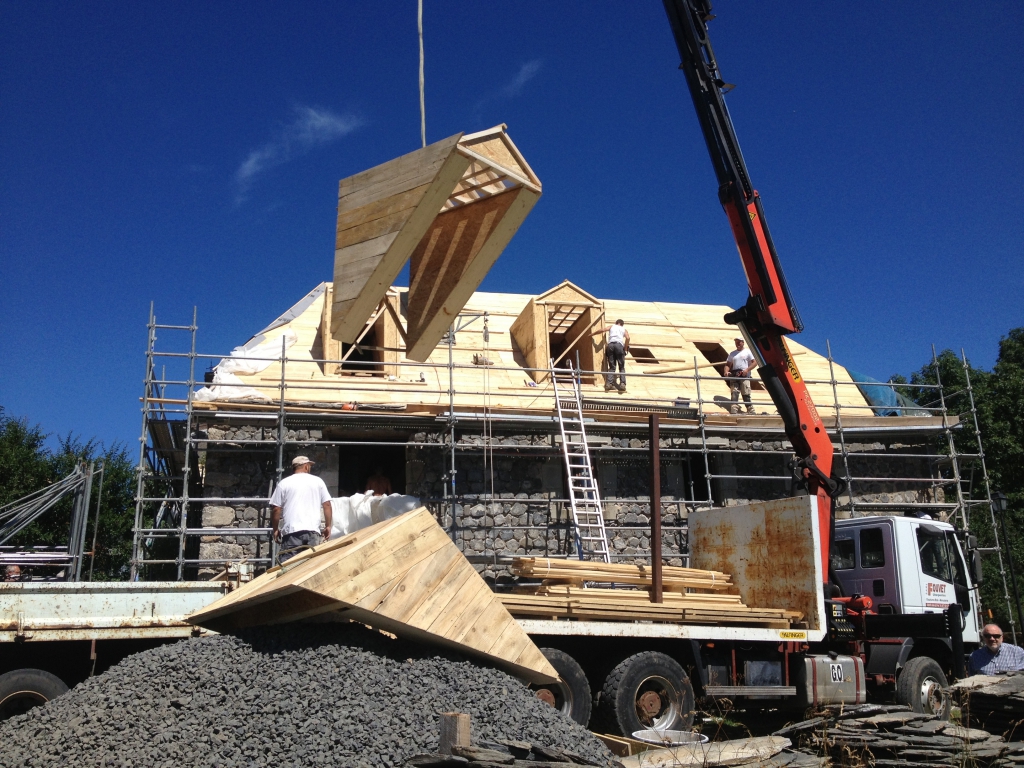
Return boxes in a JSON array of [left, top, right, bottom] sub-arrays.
[[235, 106, 364, 203], [502, 60, 543, 99], [473, 59, 543, 119]]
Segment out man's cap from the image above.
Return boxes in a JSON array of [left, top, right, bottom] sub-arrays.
[[735, 337, 744, 342], [291, 455, 315, 466]]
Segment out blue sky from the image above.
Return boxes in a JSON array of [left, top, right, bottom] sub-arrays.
[[2, 1, 1021, 450]]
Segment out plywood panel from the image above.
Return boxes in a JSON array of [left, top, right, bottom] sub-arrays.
[[406, 187, 539, 361], [190, 508, 558, 684]]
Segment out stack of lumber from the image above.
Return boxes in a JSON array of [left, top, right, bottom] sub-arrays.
[[500, 557, 803, 629]]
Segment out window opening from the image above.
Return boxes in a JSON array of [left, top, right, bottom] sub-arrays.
[[694, 342, 729, 376], [860, 527, 886, 568], [628, 347, 659, 364]]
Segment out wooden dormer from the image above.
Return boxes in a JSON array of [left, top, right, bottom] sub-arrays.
[[510, 281, 605, 384]]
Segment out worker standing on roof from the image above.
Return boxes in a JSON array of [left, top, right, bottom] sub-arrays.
[[725, 337, 757, 414], [592, 319, 630, 393], [270, 456, 333, 563]]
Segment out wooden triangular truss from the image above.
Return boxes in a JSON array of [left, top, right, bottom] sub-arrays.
[[189, 507, 558, 684], [331, 125, 541, 361]]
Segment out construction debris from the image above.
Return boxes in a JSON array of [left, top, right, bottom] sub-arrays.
[[0, 624, 613, 768]]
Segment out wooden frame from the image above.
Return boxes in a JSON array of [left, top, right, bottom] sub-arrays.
[[332, 125, 541, 362], [510, 281, 604, 383]]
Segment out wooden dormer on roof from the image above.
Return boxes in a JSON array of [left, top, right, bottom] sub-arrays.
[[331, 125, 541, 363], [510, 281, 606, 384]]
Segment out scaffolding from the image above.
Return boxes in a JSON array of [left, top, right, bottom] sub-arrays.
[[130, 305, 1013, 628]]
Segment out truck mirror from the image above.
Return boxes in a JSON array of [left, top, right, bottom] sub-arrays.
[[971, 549, 984, 586], [967, 534, 978, 550]]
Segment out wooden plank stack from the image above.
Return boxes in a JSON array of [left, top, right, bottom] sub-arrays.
[[500, 557, 803, 629], [189, 508, 558, 685]]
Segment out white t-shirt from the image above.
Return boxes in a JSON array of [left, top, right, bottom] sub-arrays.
[[270, 472, 331, 535], [608, 325, 627, 346], [726, 348, 756, 377]]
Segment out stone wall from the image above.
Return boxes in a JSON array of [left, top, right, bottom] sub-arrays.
[[189, 423, 945, 579], [193, 421, 338, 577]]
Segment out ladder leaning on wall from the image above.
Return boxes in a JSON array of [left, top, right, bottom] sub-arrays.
[[550, 359, 611, 562]]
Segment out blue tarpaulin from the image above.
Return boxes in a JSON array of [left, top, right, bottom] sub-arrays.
[[848, 370, 928, 417]]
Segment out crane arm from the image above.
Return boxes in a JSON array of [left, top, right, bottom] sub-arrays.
[[663, 0, 839, 581]]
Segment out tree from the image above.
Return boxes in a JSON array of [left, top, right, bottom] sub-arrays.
[[0, 407, 136, 580], [894, 330, 1024, 629]]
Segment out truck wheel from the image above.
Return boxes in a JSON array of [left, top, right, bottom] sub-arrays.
[[532, 648, 592, 727], [896, 657, 950, 719], [0, 669, 69, 720], [596, 651, 695, 736]]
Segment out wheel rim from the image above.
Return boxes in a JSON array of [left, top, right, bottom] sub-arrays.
[[534, 680, 573, 718], [918, 675, 945, 715], [0, 690, 48, 719], [634, 675, 681, 730]]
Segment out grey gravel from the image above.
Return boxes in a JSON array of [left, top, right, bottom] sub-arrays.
[[0, 624, 613, 768]]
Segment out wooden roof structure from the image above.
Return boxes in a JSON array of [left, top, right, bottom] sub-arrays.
[[196, 279, 927, 430], [332, 125, 541, 362]]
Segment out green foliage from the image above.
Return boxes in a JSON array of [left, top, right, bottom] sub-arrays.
[[0, 407, 136, 580], [894, 331, 1024, 629]]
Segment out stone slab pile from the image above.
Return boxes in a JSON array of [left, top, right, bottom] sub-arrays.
[[775, 703, 1024, 768], [955, 672, 1024, 738], [0, 624, 614, 768], [404, 740, 614, 767]]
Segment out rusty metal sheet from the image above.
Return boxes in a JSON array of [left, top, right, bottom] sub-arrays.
[[689, 496, 825, 639]]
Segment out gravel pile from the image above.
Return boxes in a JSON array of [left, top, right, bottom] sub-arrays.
[[0, 624, 613, 768]]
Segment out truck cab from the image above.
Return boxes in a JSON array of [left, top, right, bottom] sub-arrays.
[[833, 515, 979, 643], [832, 514, 979, 715]]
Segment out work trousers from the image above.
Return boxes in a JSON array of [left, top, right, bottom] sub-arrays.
[[605, 342, 626, 389], [729, 376, 754, 414], [278, 530, 320, 564]]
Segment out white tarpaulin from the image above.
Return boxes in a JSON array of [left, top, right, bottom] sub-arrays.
[[329, 492, 421, 539], [193, 328, 298, 402]]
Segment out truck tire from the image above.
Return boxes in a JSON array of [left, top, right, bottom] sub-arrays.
[[532, 648, 592, 726], [896, 656, 950, 719], [0, 669, 69, 720], [596, 651, 695, 736]]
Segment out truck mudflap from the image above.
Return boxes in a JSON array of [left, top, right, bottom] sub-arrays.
[[794, 654, 867, 707]]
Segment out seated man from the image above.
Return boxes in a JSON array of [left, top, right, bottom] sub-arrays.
[[969, 623, 1024, 675]]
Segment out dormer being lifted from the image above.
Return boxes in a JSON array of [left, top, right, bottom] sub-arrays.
[[331, 125, 541, 362]]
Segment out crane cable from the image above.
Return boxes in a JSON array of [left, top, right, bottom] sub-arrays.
[[418, 0, 426, 148]]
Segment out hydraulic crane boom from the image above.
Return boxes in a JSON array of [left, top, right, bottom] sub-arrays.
[[663, 0, 839, 583]]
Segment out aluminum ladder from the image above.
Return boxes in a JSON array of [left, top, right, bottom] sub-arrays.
[[550, 360, 611, 562]]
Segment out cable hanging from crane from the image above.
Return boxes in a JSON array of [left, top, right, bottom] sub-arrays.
[[418, 0, 426, 147]]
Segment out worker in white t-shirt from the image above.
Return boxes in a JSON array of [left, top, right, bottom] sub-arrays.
[[725, 337, 757, 414], [270, 455, 333, 563], [592, 319, 631, 393]]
